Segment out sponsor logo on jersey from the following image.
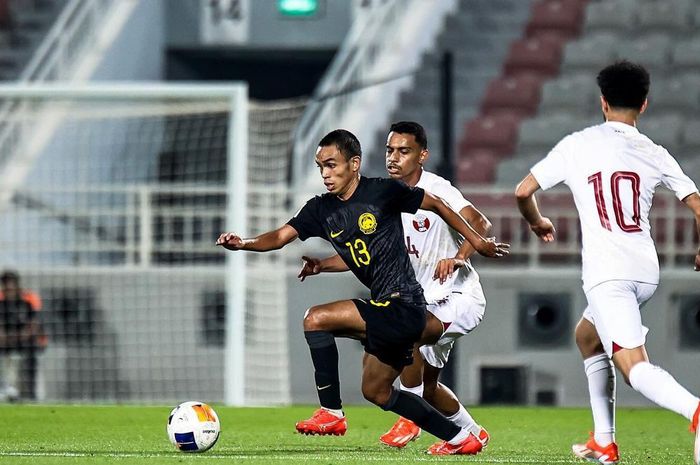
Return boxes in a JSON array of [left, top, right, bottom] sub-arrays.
[[358, 213, 377, 234], [412, 214, 431, 232]]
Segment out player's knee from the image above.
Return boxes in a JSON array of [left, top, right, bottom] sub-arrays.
[[361, 381, 392, 406], [303, 306, 327, 331]]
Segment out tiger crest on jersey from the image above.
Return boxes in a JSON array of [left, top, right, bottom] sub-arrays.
[[412, 214, 431, 232], [358, 212, 377, 234]]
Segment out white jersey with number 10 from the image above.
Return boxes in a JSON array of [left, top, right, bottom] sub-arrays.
[[531, 121, 698, 292], [402, 170, 481, 304]]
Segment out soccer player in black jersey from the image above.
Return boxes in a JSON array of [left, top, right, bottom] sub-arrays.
[[217, 129, 509, 454]]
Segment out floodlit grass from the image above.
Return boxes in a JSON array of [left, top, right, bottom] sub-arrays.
[[0, 404, 694, 464]]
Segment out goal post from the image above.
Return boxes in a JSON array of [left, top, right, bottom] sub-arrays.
[[0, 82, 299, 406]]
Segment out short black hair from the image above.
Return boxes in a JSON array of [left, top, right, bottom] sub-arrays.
[[596, 60, 650, 111], [0, 270, 19, 285], [318, 129, 362, 160], [389, 121, 428, 149]]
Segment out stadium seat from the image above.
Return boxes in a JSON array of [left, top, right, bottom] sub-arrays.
[[460, 113, 521, 157], [503, 35, 564, 78], [561, 33, 617, 72], [638, 114, 684, 153], [613, 34, 672, 75], [672, 38, 700, 73], [636, 0, 694, 35], [681, 119, 700, 155], [649, 76, 700, 114], [481, 74, 544, 118], [516, 113, 595, 155], [583, 0, 637, 34], [539, 73, 598, 114], [456, 150, 499, 185], [525, 0, 586, 40], [494, 154, 542, 187]]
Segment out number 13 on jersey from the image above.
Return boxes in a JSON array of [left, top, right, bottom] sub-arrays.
[[345, 239, 371, 267]]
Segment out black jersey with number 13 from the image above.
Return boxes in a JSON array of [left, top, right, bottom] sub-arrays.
[[287, 176, 426, 305]]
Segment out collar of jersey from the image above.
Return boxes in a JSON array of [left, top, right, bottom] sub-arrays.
[[604, 120, 639, 134]]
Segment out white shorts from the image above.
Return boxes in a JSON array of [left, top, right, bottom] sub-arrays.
[[582, 280, 657, 357], [420, 283, 486, 369]]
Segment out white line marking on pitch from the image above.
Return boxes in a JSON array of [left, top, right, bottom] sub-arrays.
[[0, 451, 577, 463]]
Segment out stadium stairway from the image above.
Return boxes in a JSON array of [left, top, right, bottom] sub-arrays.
[[365, 0, 534, 175], [0, 0, 67, 80], [489, 0, 700, 187], [457, 0, 589, 186]]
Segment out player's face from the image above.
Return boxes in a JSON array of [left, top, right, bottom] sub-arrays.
[[315, 145, 359, 195], [385, 132, 427, 183]]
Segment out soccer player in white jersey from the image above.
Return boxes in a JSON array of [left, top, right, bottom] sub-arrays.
[[299, 121, 491, 455], [515, 61, 700, 465]]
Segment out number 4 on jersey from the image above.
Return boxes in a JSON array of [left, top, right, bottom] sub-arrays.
[[588, 171, 642, 233], [406, 236, 419, 258]]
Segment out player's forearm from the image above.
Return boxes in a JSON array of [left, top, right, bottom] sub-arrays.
[[455, 215, 492, 261], [320, 254, 350, 272], [239, 231, 286, 252], [427, 196, 488, 250], [517, 194, 544, 227]]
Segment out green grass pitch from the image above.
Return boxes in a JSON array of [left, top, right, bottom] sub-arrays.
[[0, 404, 694, 464]]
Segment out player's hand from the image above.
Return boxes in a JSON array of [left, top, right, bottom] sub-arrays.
[[433, 258, 466, 284], [476, 237, 510, 258], [216, 232, 244, 250], [531, 217, 555, 242], [298, 256, 322, 282], [694, 251, 700, 271]]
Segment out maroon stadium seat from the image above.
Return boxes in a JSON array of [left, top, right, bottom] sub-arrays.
[[526, 0, 587, 40], [503, 35, 564, 78], [481, 74, 544, 118], [459, 114, 521, 157], [457, 151, 498, 185]]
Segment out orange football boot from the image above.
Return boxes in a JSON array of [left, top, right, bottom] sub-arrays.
[[379, 417, 421, 448], [427, 427, 489, 455], [572, 433, 619, 464], [295, 408, 347, 436]]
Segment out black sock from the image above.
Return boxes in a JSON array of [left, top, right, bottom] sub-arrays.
[[304, 330, 342, 410], [381, 388, 459, 441]]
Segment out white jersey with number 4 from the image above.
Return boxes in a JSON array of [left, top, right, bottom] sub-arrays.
[[531, 121, 698, 292], [402, 170, 480, 304]]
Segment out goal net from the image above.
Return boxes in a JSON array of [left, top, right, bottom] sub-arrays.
[[0, 83, 304, 406]]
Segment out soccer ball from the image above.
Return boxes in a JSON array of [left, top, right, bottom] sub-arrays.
[[166, 401, 220, 452]]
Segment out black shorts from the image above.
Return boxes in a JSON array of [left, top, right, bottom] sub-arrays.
[[353, 297, 427, 370]]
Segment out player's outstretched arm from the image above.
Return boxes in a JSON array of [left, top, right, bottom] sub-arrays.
[[515, 173, 556, 242], [420, 192, 509, 258], [681, 192, 700, 271], [433, 206, 492, 283], [298, 254, 350, 281], [216, 224, 299, 252]]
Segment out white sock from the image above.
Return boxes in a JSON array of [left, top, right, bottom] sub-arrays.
[[399, 381, 424, 398], [321, 407, 344, 418], [628, 362, 700, 421], [447, 404, 480, 436], [584, 354, 616, 446], [447, 427, 470, 445]]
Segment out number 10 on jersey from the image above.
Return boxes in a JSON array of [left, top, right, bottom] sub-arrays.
[[588, 171, 642, 233]]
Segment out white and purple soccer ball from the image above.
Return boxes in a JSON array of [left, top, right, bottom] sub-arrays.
[[166, 401, 220, 453]]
